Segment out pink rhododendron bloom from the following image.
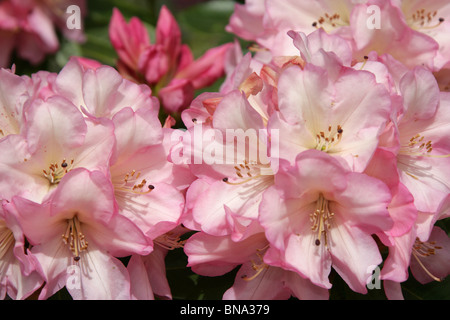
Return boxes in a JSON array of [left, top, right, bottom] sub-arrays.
[[393, 0, 450, 70], [53, 57, 160, 121], [227, 0, 450, 71], [381, 195, 450, 299], [259, 150, 393, 293], [128, 225, 191, 300], [0, 96, 115, 203], [109, 107, 186, 241], [0, 201, 43, 300], [109, 6, 233, 113], [8, 168, 152, 300], [184, 231, 329, 300], [393, 67, 450, 212], [268, 56, 392, 173], [177, 90, 275, 240], [363, 149, 417, 242], [0, 0, 86, 68], [0, 68, 31, 139]]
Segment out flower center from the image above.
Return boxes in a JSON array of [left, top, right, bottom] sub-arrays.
[[43, 159, 74, 185], [315, 125, 343, 152], [312, 12, 349, 31], [222, 160, 273, 185], [0, 224, 15, 260], [398, 133, 450, 180], [407, 9, 444, 31], [241, 244, 270, 281], [61, 216, 88, 262], [113, 170, 155, 196], [412, 238, 443, 282], [153, 232, 186, 250], [401, 133, 434, 156], [310, 194, 334, 247]]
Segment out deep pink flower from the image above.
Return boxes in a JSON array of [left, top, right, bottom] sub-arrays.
[[109, 6, 232, 112], [0, 0, 86, 68], [109, 6, 233, 113]]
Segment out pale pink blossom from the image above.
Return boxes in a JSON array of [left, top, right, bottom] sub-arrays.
[[0, 96, 115, 203], [268, 57, 392, 173], [0, 200, 43, 300], [184, 231, 329, 300], [381, 199, 450, 299], [227, 0, 449, 71], [393, 67, 450, 212], [109, 108, 186, 241], [259, 150, 393, 293], [9, 168, 152, 300], [178, 90, 274, 240], [53, 57, 160, 121], [0, 68, 31, 139]]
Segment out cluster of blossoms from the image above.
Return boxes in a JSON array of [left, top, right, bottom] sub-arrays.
[[1, 0, 450, 300], [0, 0, 86, 68]]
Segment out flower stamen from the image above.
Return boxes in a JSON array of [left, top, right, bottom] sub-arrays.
[[412, 238, 442, 282], [400, 134, 450, 158], [62, 216, 88, 262], [241, 245, 270, 281], [310, 194, 334, 247], [408, 9, 444, 30], [222, 160, 271, 185], [312, 12, 348, 31], [315, 124, 343, 152], [114, 170, 155, 195], [0, 225, 14, 259], [43, 159, 75, 185]]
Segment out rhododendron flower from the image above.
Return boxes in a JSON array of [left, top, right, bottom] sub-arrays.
[[0, 201, 43, 300], [0, 0, 86, 68], [0, 96, 115, 203], [268, 58, 392, 172], [109, 107, 186, 240], [394, 67, 450, 212], [109, 6, 233, 113], [227, 0, 450, 71], [184, 231, 329, 300], [8, 168, 152, 300], [381, 195, 450, 300], [178, 90, 276, 239], [0, 68, 30, 139], [53, 57, 160, 122], [259, 150, 393, 293]]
